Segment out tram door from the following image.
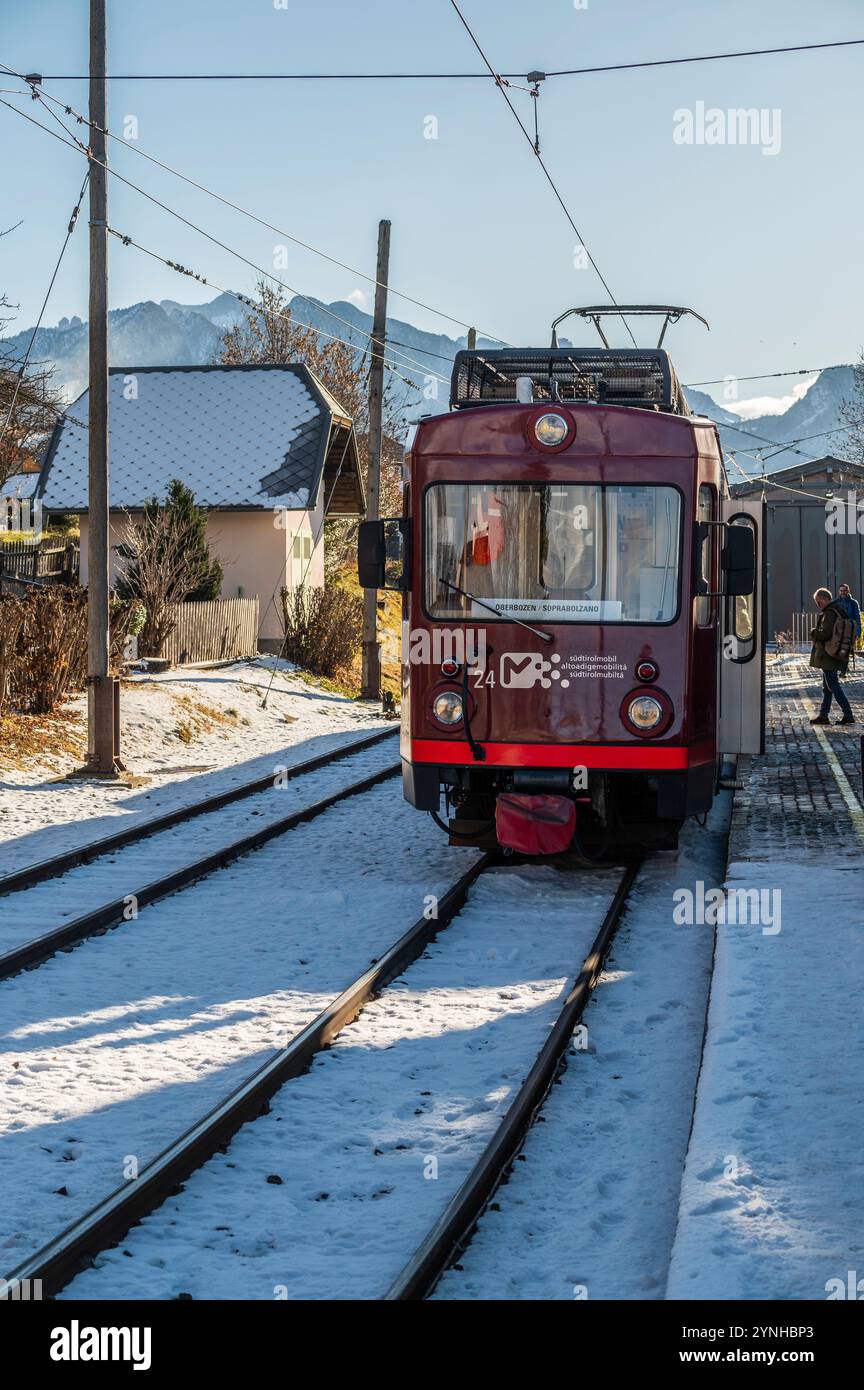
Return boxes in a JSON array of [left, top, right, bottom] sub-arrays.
[[718, 498, 766, 756]]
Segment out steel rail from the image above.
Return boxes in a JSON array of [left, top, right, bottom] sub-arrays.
[[384, 857, 642, 1300], [4, 855, 491, 1298], [0, 726, 398, 897], [0, 758, 400, 981]]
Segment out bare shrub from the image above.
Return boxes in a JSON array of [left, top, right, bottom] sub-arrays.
[[279, 582, 362, 680], [0, 596, 25, 714], [0, 589, 137, 715], [3, 588, 88, 714], [117, 503, 206, 656]]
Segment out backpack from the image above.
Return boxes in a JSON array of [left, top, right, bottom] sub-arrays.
[[825, 608, 855, 663]]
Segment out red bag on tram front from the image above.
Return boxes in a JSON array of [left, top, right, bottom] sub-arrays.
[[495, 793, 576, 856]]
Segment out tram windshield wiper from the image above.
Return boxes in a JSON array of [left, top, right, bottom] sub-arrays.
[[439, 578, 553, 644]]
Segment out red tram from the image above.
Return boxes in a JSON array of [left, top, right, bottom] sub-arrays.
[[360, 307, 764, 855]]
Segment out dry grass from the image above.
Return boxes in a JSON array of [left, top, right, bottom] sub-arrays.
[[0, 707, 85, 772], [171, 692, 242, 743], [333, 566, 402, 699]]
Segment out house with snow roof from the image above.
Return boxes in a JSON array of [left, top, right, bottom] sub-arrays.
[[33, 363, 364, 648]]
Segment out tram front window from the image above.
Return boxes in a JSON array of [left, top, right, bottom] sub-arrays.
[[426, 482, 681, 623]]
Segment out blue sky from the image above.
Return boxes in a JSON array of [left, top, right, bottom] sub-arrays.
[[1, 0, 862, 407]]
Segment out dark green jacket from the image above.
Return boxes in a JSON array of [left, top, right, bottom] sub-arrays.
[[810, 601, 848, 673]]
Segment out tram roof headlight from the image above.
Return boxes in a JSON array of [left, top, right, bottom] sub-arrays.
[[432, 691, 464, 726], [627, 695, 663, 731], [534, 413, 569, 447]]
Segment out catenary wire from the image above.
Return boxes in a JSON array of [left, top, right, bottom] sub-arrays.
[[445, 1, 638, 346], [0, 94, 454, 387], [0, 62, 510, 346], [17, 37, 864, 80], [0, 169, 89, 451]]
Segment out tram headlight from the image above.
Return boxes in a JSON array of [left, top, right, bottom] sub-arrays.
[[534, 412, 569, 447], [432, 691, 464, 725], [627, 695, 664, 731]]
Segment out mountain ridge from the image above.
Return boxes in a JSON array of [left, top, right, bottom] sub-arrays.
[[2, 293, 856, 469]]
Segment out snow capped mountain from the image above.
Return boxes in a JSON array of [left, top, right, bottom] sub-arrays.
[[1, 298, 226, 402], [694, 365, 858, 473], [682, 388, 743, 427], [1, 292, 856, 469], [161, 292, 246, 333]]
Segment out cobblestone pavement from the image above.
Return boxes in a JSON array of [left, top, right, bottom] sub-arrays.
[[728, 654, 864, 864]]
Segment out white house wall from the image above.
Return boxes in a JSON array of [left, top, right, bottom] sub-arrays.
[[78, 501, 326, 648]]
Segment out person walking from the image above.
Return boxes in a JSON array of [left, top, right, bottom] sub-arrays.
[[810, 587, 855, 725], [836, 582, 862, 646]]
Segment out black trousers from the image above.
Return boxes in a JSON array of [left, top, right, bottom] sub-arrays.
[[818, 669, 853, 719]]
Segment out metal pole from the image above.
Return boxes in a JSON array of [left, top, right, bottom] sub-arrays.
[[86, 0, 117, 772], [361, 218, 391, 701], [467, 327, 477, 349]]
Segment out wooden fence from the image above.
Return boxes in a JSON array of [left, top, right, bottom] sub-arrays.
[[0, 537, 79, 588], [159, 596, 259, 665]]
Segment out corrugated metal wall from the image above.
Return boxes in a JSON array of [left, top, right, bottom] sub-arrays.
[[766, 507, 864, 638]]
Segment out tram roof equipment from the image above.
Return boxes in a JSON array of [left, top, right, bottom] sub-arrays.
[[450, 346, 692, 415]]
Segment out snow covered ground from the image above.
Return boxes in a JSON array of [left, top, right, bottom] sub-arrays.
[[3, 652, 858, 1302], [0, 659, 389, 872], [0, 779, 478, 1269], [61, 863, 624, 1300], [433, 798, 731, 1300], [0, 736, 397, 958], [666, 879, 864, 1299], [665, 655, 864, 1300]]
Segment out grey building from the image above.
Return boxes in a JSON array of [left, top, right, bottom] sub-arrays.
[[732, 456, 864, 638]]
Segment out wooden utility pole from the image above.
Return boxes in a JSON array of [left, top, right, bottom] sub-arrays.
[[85, 0, 117, 772], [361, 218, 391, 701], [467, 326, 477, 349]]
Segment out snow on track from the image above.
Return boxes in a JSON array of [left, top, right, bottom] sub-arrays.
[[433, 799, 731, 1301], [0, 737, 397, 958], [61, 864, 622, 1300], [0, 779, 477, 1267]]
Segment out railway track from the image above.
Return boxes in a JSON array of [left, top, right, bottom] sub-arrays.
[[3, 857, 489, 1299], [4, 853, 640, 1300], [385, 858, 640, 1300], [0, 728, 399, 981]]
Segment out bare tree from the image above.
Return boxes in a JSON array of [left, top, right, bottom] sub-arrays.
[[218, 280, 365, 419], [117, 507, 203, 656], [836, 351, 864, 465], [0, 290, 68, 487]]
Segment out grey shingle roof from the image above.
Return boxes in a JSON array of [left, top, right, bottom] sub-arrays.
[[37, 364, 356, 512], [1, 472, 38, 498]]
